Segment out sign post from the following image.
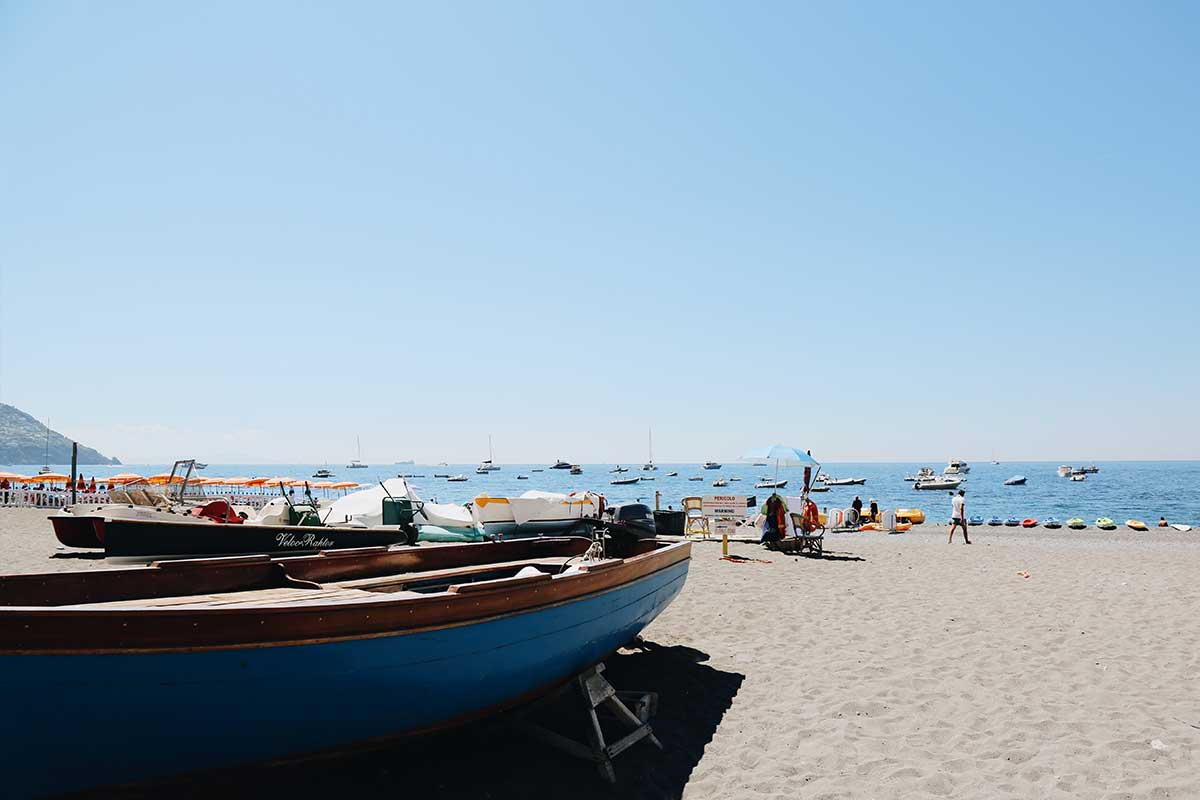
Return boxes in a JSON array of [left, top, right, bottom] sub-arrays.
[[702, 495, 747, 541]]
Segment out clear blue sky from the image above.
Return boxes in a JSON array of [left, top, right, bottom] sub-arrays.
[[1, 1, 1196, 464]]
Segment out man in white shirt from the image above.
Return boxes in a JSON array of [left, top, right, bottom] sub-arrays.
[[949, 489, 971, 544]]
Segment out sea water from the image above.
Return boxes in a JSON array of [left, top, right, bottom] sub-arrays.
[[21, 460, 1200, 526]]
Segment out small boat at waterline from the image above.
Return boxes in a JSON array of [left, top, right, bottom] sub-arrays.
[[1004, 475, 1027, 486], [1126, 519, 1148, 531], [0, 536, 691, 797], [1005, 517, 1021, 527], [755, 479, 787, 489], [1066, 518, 1087, 529], [1096, 517, 1117, 530], [988, 517, 1004, 526], [1043, 517, 1062, 529], [825, 477, 866, 486], [610, 476, 640, 485], [1021, 518, 1039, 528]]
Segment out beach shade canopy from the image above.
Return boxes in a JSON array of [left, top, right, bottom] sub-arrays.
[[146, 473, 185, 485], [0, 471, 29, 480], [310, 481, 335, 489], [103, 473, 145, 485], [740, 445, 821, 489], [329, 481, 360, 489], [34, 473, 70, 483], [740, 445, 820, 466], [260, 477, 294, 487], [285, 479, 312, 487], [221, 477, 252, 486]]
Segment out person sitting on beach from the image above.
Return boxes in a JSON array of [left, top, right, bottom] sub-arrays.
[[868, 498, 879, 523], [948, 489, 971, 544], [1159, 517, 1168, 527]]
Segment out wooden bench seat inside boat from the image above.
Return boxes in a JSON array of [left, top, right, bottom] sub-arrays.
[[59, 556, 579, 609]]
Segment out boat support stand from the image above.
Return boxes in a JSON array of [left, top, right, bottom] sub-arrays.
[[515, 660, 662, 783]]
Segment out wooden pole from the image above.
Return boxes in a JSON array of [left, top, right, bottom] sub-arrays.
[[70, 442, 78, 505], [655, 490, 660, 511]]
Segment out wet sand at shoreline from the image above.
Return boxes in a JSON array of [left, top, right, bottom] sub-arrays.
[[3, 508, 1198, 798]]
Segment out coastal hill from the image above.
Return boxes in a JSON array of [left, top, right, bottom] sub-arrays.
[[0, 404, 120, 466]]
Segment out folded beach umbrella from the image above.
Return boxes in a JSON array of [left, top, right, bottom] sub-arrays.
[[740, 445, 821, 488]]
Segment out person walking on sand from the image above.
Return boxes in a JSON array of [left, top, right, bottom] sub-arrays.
[[949, 489, 970, 544]]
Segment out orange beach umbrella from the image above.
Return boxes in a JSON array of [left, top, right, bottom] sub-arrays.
[[329, 481, 359, 489], [34, 473, 70, 483], [146, 473, 184, 485], [0, 471, 29, 481]]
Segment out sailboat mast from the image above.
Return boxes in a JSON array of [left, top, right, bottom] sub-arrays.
[[44, 418, 50, 466]]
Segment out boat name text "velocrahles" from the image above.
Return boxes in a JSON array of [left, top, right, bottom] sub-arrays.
[[276, 533, 336, 548]]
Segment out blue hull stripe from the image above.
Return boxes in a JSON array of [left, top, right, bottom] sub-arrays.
[[2, 561, 688, 798]]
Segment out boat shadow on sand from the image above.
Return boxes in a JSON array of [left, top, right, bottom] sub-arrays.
[[80, 640, 745, 800]]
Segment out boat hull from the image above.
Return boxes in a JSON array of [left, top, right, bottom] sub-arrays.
[[101, 517, 411, 561], [49, 512, 103, 548], [2, 555, 688, 798]]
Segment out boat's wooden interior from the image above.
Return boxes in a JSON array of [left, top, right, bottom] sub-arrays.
[[0, 536, 666, 609]]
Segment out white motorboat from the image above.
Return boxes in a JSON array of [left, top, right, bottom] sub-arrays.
[[825, 477, 866, 486], [508, 490, 603, 534], [915, 477, 963, 490], [755, 479, 788, 489], [1070, 473, 1086, 482], [611, 476, 640, 485], [1081, 464, 1100, 474], [468, 494, 518, 536], [666, 471, 678, 477], [687, 476, 703, 481], [943, 459, 970, 475], [1057, 465, 1073, 478], [550, 460, 572, 470], [569, 465, 583, 475], [702, 461, 722, 470], [728, 476, 742, 482], [712, 478, 727, 487], [904, 467, 936, 482], [446, 474, 469, 482], [610, 465, 629, 474], [1004, 475, 1027, 486], [312, 467, 335, 479]]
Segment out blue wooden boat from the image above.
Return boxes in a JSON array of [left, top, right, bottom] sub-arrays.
[[0, 536, 690, 797], [968, 515, 984, 526], [1005, 516, 1021, 526], [987, 516, 1004, 526]]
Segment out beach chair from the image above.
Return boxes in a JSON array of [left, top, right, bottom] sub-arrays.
[[127, 489, 153, 506], [769, 512, 824, 556], [680, 496, 709, 539], [108, 489, 132, 505]]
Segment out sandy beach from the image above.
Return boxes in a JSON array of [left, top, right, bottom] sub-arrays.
[[3, 508, 1198, 798]]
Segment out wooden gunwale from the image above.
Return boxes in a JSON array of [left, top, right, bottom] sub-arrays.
[[0, 541, 690, 655]]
